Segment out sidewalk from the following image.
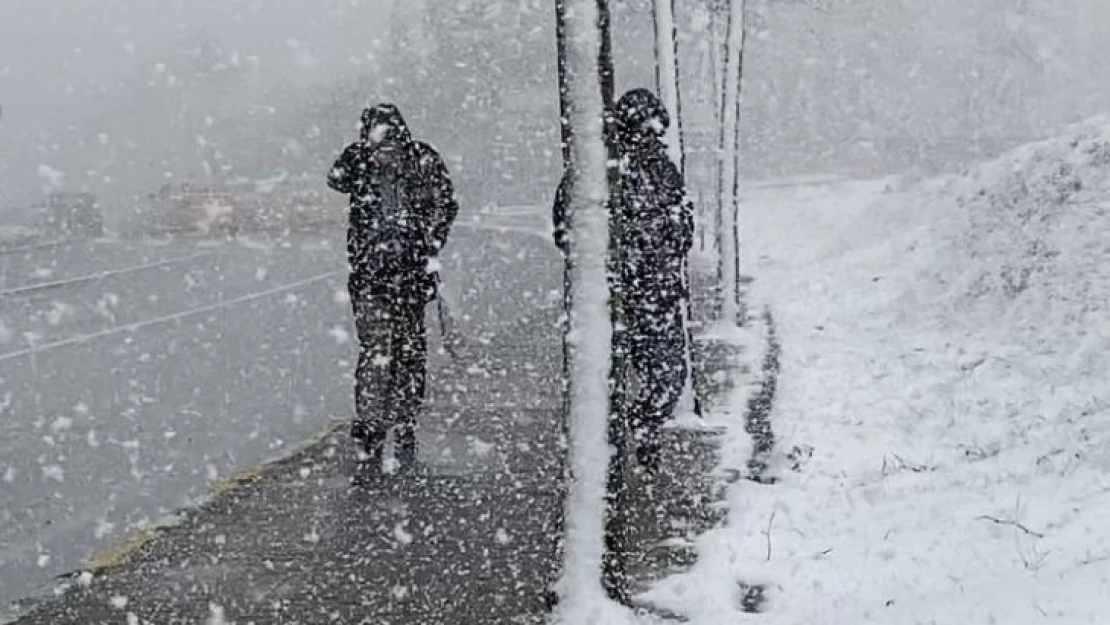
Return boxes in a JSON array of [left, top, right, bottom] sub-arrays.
[[12, 233, 753, 624]]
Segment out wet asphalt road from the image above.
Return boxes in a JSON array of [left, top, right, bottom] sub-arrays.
[[0, 217, 562, 619]]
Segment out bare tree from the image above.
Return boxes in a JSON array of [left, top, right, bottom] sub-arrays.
[[654, 0, 702, 416], [552, 0, 618, 616], [718, 0, 746, 324], [653, 0, 685, 173]]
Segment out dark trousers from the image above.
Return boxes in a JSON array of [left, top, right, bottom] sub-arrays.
[[625, 305, 687, 450], [352, 294, 427, 438]]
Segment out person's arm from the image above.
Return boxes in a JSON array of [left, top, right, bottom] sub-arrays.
[[326, 143, 363, 194], [418, 145, 459, 254], [660, 158, 694, 255], [678, 193, 695, 256]]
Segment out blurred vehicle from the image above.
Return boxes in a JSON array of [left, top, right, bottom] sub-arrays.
[[241, 175, 346, 233], [32, 192, 104, 238], [0, 203, 44, 248], [0, 224, 43, 248], [273, 179, 346, 231], [151, 183, 244, 236], [141, 176, 345, 238]]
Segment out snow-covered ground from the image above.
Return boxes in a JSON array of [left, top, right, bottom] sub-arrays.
[[644, 116, 1110, 623]]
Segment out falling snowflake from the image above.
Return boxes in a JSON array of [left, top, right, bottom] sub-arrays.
[[328, 325, 350, 344], [393, 522, 413, 546], [94, 519, 115, 540], [42, 465, 64, 483], [468, 436, 494, 458], [206, 603, 227, 625], [37, 164, 65, 188], [50, 416, 73, 432]]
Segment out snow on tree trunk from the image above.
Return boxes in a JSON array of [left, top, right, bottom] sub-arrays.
[[699, 5, 723, 260], [653, 0, 685, 174], [553, 0, 615, 617], [556, 1, 574, 170], [719, 0, 745, 324], [654, 0, 699, 416]]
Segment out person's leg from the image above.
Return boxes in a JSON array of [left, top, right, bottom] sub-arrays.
[[391, 302, 427, 469], [352, 294, 393, 464], [629, 310, 688, 472]]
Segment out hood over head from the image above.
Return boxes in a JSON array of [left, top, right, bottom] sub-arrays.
[[359, 103, 413, 146], [614, 88, 669, 150]]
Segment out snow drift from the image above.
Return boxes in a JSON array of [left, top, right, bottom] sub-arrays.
[[644, 116, 1110, 623]]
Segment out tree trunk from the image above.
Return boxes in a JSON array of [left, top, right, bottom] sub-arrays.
[[654, 0, 700, 416], [652, 0, 685, 174], [730, 0, 746, 316], [718, 0, 745, 324], [556, 1, 573, 169], [552, 0, 617, 615], [594, 0, 636, 603]]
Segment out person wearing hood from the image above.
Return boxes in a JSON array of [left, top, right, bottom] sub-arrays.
[[327, 103, 459, 471], [552, 88, 694, 473]]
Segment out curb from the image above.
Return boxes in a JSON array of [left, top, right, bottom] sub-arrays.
[[70, 419, 347, 578]]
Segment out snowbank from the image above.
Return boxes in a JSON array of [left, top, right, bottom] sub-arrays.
[[646, 116, 1110, 623]]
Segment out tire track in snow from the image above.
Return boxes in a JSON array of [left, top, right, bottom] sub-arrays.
[[0, 238, 72, 257], [0, 270, 342, 362], [0, 252, 215, 299]]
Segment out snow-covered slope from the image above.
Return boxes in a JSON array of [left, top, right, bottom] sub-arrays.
[[646, 117, 1110, 623]]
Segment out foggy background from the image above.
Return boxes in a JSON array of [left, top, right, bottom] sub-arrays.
[[2, 0, 1108, 226], [3, 0, 1110, 618]]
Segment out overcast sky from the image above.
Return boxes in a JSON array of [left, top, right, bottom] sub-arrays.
[[0, 0, 394, 112], [4, 0, 1110, 210], [1, 0, 397, 206]]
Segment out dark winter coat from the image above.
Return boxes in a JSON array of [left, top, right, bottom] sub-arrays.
[[552, 136, 693, 318], [327, 109, 458, 307]]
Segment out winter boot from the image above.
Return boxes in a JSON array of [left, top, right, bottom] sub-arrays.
[[395, 423, 418, 472], [351, 421, 387, 470]]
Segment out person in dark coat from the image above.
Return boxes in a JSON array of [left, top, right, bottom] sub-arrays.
[[327, 103, 459, 470], [552, 88, 694, 473]]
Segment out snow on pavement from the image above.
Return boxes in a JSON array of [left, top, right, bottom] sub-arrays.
[[645, 117, 1110, 623]]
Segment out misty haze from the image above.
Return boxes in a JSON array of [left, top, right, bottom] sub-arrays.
[[2, 0, 1109, 623]]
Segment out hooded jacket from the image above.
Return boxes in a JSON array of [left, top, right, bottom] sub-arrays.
[[552, 90, 693, 314], [328, 104, 459, 303]]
